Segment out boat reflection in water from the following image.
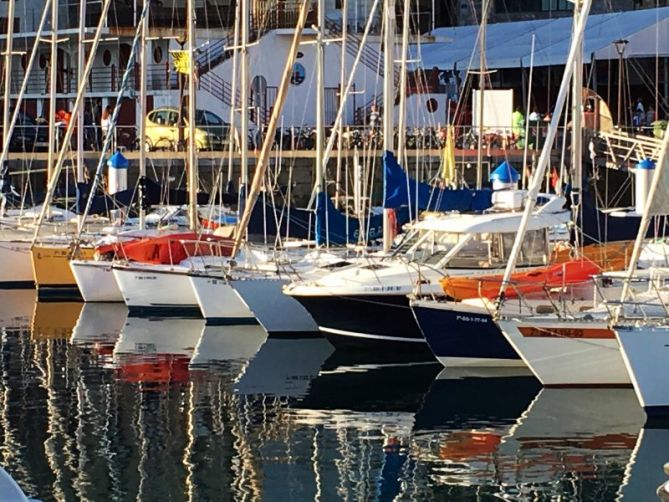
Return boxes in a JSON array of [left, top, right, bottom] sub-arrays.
[[618, 426, 669, 501], [113, 316, 205, 387], [234, 335, 335, 398], [0, 299, 665, 500], [31, 300, 83, 340], [70, 303, 128, 362], [0, 290, 36, 327], [189, 324, 268, 379], [414, 378, 646, 499]]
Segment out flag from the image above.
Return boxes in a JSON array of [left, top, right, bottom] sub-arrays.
[[441, 125, 456, 187], [171, 50, 191, 74]]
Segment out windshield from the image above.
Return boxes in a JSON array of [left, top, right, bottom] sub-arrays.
[[403, 230, 463, 265], [195, 110, 224, 126], [398, 228, 548, 269]]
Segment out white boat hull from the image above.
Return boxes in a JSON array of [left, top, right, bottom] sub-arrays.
[[496, 318, 630, 386], [0, 239, 34, 288], [189, 274, 256, 324], [70, 260, 124, 302], [113, 264, 200, 316], [231, 276, 318, 334], [615, 324, 669, 415]]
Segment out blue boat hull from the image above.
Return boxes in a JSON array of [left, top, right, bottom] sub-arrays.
[[411, 301, 522, 367]]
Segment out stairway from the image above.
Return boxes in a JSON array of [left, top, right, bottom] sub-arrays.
[[597, 129, 662, 170], [323, 17, 400, 125], [197, 34, 236, 75]]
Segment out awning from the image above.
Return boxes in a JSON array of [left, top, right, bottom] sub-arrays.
[[412, 6, 669, 71]]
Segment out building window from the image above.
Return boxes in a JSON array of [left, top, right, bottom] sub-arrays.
[[103, 50, 112, 66], [290, 63, 305, 86], [495, 0, 570, 12], [153, 46, 163, 64], [541, 0, 570, 11]]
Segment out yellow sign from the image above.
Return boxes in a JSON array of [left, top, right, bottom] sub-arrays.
[[171, 50, 191, 74]]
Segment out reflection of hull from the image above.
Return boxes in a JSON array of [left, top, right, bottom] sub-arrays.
[[235, 337, 334, 398], [0, 239, 34, 288], [189, 324, 267, 370], [31, 245, 95, 298], [411, 369, 540, 488], [114, 264, 200, 316], [412, 299, 521, 367], [114, 316, 205, 357], [71, 302, 128, 346], [0, 290, 36, 326], [114, 317, 204, 385], [189, 274, 256, 324], [415, 367, 539, 431], [31, 301, 84, 340], [618, 428, 669, 501], [231, 276, 318, 334], [298, 354, 441, 413], [498, 388, 643, 488], [615, 324, 669, 415], [497, 317, 629, 386], [70, 260, 123, 302]]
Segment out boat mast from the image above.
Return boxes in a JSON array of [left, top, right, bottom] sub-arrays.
[[396, 0, 410, 164], [138, 0, 149, 230], [187, 0, 198, 231], [232, 0, 310, 255], [382, 0, 396, 252], [226, 0, 241, 187], [47, 0, 58, 186], [0, 1, 50, 171], [31, 0, 113, 242], [476, 0, 489, 190], [494, 0, 592, 309], [334, 0, 347, 209], [315, 0, 325, 209], [2, 0, 15, 162], [240, 0, 249, 205], [570, 0, 583, 251], [76, 0, 86, 187]]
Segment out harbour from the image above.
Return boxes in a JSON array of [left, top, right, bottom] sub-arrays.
[[1, 0, 669, 499]]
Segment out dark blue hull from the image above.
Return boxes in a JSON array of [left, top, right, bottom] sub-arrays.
[[411, 301, 520, 365]]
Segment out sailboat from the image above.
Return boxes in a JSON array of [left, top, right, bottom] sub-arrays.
[[611, 110, 669, 416]]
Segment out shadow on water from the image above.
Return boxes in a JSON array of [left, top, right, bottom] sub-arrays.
[[0, 292, 664, 501]]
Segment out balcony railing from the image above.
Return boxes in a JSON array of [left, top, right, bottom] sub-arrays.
[[7, 63, 180, 96]]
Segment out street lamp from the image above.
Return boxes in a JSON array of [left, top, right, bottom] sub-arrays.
[[614, 38, 628, 127]]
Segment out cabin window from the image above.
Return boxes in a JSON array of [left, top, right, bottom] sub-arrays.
[[501, 230, 547, 266]]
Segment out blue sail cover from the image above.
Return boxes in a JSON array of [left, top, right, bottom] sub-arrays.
[[314, 151, 492, 245], [383, 151, 492, 211], [315, 191, 411, 245]]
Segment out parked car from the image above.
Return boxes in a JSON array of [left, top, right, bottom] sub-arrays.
[[7, 112, 49, 152], [144, 107, 230, 151]]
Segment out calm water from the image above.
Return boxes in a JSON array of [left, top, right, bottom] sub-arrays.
[[0, 290, 666, 501]]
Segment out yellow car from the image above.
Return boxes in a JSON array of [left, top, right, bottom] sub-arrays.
[[144, 107, 230, 151]]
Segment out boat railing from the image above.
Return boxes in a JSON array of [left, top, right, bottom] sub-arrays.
[[603, 272, 669, 322], [473, 274, 599, 319]]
